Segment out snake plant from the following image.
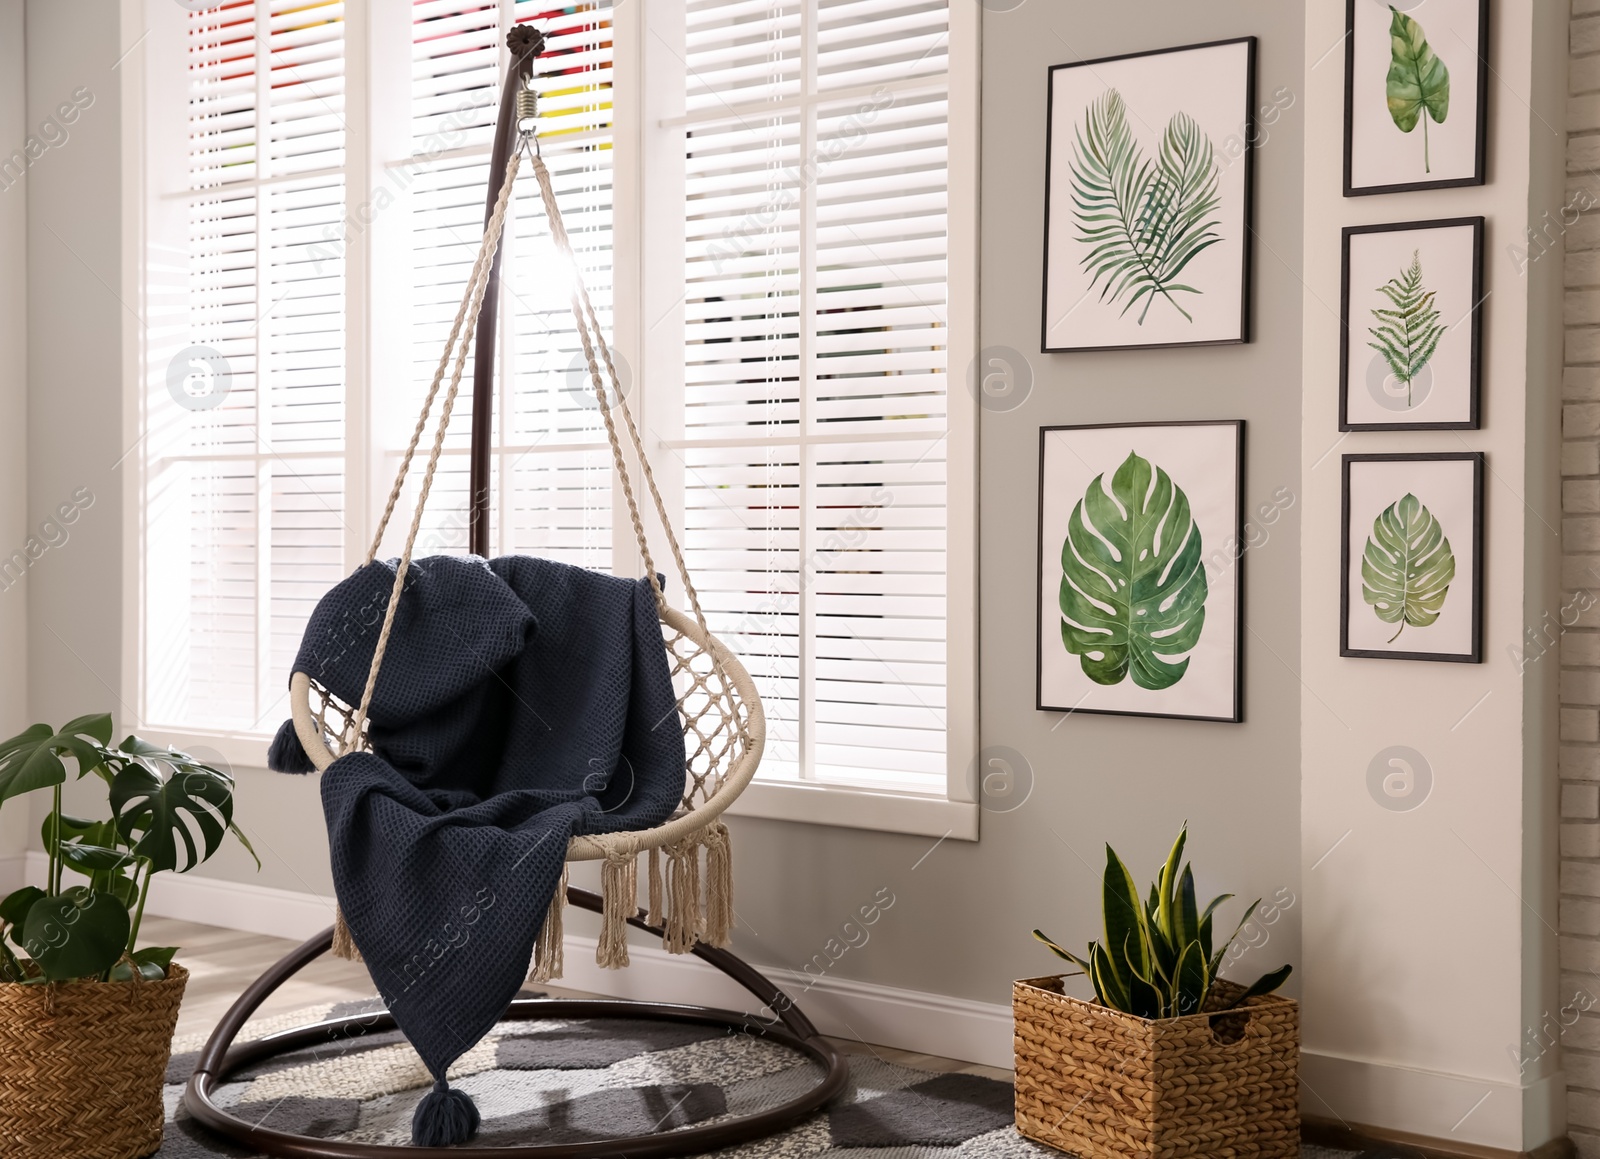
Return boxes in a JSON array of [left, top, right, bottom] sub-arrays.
[[1033, 824, 1291, 1019]]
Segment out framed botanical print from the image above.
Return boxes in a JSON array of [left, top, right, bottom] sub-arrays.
[[1341, 452, 1484, 663], [1037, 421, 1244, 723], [1340, 217, 1484, 431], [1344, 0, 1489, 196], [1042, 38, 1255, 353]]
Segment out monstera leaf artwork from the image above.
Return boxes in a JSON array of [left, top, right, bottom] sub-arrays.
[[1068, 90, 1223, 325], [1385, 5, 1450, 173], [1059, 451, 1208, 690], [1361, 493, 1456, 643]]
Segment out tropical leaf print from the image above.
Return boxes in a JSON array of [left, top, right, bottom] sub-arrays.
[[1386, 5, 1450, 173], [1059, 451, 1208, 690], [1361, 493, 1456, 643], [1367, 249, 1445, 408], [1069, 90, 1224, 325]]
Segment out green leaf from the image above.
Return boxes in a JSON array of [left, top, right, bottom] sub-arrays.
[[0, 716, 116, 809], [111, 945, 177, 982], [1367, 250, 1446, 408], [1068, 89, 1223, 325], [0, 936, 24, 982], [1361, 494, 1456, 644], [1386, 6, 1450, 173], [1173, 939, 1209, 1016], [1156, 826, 1187, 943], [1060, 451, 1208, 690], [1218, 963, 1293, 1010], [110, 762, 234, 873], [59, 843, 137, 875], [1102, 844, 1150, 983], [1089, 943, 1131, 1012], [1032, 928, 1092, 975], [20, 889, 131, 981], [1208, 897, 1264, 980], [229, 822, 262, 871], [0, 886, 45, 930]]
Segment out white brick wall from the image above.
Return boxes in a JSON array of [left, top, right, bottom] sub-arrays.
[[1568, 6, 1600, 1154]]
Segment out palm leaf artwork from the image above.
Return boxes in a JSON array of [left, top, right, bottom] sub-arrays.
[[1069, 90, 1224, 325], [1060, 451, 1208, 691], [1362, 493, 1456, 643], [1367, 249, 1445, 407], [1385, 5, 1450, 173]]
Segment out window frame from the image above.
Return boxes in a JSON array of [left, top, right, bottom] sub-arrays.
[[121, 0, 979, 840]]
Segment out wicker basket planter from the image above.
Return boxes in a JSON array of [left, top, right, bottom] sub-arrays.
[[0, 964, 188, 1159], [1013, 974, 1298, 1158]]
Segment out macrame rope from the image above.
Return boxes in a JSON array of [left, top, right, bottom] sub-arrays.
[[351, 148, 524, 740]]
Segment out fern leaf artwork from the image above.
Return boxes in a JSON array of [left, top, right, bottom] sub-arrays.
[[1361, 493, 1456, 644], [1068, 90, 1224, 325], [1059, 451, 1208, 690], [1385, 5, 1450, 174], [1367, 249, 1446, 408]]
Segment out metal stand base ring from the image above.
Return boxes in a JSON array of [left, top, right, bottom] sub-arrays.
[[183, 887, 850, 1158]]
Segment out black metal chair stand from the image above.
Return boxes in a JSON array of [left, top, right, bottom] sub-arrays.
[[183, 887, 850, 1157]]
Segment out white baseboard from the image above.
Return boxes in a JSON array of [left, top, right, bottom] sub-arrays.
[[1300, 1048, 1563, 1152], [554, 930, 1014, 1070], [17, 854, 1012, 1068]]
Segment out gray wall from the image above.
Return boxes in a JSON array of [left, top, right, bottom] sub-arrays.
[[0, 0, 28, 861], [19, 0, 127, 843]]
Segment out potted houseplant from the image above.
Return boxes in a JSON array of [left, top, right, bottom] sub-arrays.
[[1016, 825, 1298, 1158], [0, 714, 256, 1159]]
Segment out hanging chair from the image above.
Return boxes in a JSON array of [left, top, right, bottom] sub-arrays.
[[184, 26, 847, 1157]]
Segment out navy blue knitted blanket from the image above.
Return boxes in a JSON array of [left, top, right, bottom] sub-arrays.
[[268, 554, 684, 1143]]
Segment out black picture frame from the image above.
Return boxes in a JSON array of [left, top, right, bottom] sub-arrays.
[[1343, 0, 1490, 197], [1339, 216, 1485, 431], [1040, 37, 1256, 354], [1036, 419, 1245, 723], [1340, 452, 1484, 663]]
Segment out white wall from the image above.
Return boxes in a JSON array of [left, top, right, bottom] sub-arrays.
[[1299, 1, 1566, 1150], [0, 0, 28, 871]]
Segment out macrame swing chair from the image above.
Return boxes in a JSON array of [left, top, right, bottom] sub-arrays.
[[183, 27, 848, 1158]]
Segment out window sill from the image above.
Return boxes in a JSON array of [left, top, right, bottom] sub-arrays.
[[141, 728, 979, 842], [722, 780, 979, 841]]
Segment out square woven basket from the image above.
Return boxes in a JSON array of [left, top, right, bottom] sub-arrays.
[[1012, 974, 1298, 1158]]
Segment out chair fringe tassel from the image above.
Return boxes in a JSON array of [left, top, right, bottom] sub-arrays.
[[523, 826, 736, 979], [596, 851, 637, 969], [528, 865, 568, 983], [332, 907, 363, 962], [663, 821, 734, 954]]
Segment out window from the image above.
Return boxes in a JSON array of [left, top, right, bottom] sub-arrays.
[[132, 0, 976, 836]]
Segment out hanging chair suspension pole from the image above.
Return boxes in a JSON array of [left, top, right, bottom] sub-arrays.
[[469, 25, 546, 558]]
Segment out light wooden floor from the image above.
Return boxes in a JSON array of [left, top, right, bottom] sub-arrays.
[[150, 916, 1011, 1081]]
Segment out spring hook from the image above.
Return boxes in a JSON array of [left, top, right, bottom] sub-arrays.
[[516, 85, 539, 134]]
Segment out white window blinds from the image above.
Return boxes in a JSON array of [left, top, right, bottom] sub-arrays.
[[148, 1, 348, 733], [678, 0, 953, 793], [404, 0, 616, 566]]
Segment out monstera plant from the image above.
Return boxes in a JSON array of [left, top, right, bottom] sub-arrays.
[[1032, 824, 1291, 1020], [0, 714, 256, 983]]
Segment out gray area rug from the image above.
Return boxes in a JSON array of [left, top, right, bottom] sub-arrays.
[[155, 994, 1369, 1156]]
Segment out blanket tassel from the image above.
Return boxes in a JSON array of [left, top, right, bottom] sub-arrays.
[[412, 1078, 480, 1147], [331, 908, 362, 962], [596, 851, 637, 969], [703, 821, 734, 948], [529, 865, 568, 983], [662, 836, 702, 955]]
